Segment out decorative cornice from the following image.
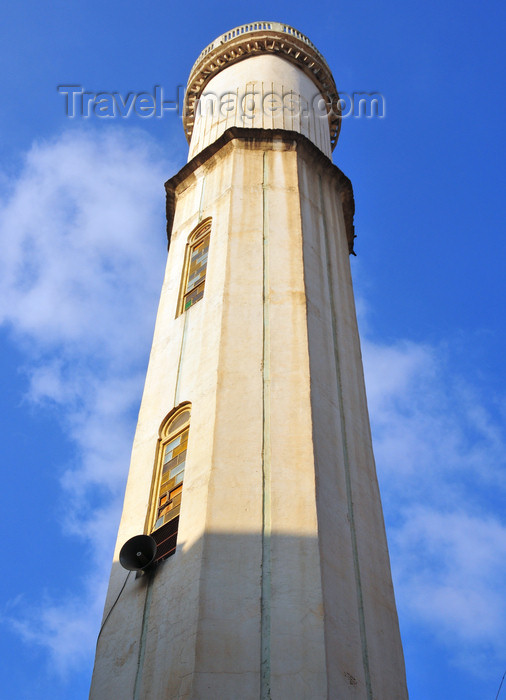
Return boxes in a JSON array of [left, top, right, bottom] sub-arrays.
[[165, 126, 355, 254], [183, 22, 341, 151]]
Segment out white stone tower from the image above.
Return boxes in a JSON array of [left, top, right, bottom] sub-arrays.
[[90, 22, 408, 700]]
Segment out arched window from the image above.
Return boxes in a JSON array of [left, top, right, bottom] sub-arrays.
[[149, 405, 191, 561], [177, 219, 211, 315]]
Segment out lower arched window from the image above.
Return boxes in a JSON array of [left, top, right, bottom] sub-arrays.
[[149, 405, 191, 561]]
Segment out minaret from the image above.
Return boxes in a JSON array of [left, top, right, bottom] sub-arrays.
[[90, 22, 408, 700]]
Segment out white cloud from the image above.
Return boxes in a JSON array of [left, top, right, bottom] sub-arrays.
[[10, 571, 108, 677], [393, 508, 506, 628], [362, 333, 506, 674], [2, 128, 505, 685], [0, 129, 168, 355], [0, 127, 171, 673]]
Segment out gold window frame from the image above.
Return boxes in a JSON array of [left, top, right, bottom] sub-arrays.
[[176, 218, 212, 317], [146, 403, 191, 534]]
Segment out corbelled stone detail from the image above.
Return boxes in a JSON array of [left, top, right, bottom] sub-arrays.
[[183, 22, 341, 150]]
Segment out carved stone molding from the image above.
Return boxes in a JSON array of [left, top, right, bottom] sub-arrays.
[[165, 126, 355, 254], [183, 22, 341, 150]]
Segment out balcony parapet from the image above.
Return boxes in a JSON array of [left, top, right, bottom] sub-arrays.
[[183, 22, 341, 150]]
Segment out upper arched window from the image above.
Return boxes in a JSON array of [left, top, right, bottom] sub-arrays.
[[177, 219, 211, 315]]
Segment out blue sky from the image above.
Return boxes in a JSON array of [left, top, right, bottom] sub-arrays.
[[1, 1, 505, 698]]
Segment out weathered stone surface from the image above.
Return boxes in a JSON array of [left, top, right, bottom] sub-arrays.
[[90, 24, 408, 700]]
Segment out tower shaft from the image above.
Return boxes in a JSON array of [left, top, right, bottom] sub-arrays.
[[90, 23, 408, 700]]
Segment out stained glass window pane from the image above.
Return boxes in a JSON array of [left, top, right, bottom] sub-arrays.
[[164, 436, 181, 460], [182, 232, 210, 311], [169, 462, 186, 480], [153, 424, 190, 531], [168, 410, 190, 435]]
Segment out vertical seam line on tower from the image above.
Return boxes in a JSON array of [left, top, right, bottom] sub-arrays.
[[261, 150, 272, 700], [133, 571, 155, 700], [174, 309, 190, 407], [318, 174, 373, 700], [198, 175, 206, 222], [175, 174, 206, 405]]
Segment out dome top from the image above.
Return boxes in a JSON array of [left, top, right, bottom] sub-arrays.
[[183, 22, 341, 150]]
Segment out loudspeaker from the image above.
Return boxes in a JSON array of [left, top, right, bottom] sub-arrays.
[[119, 534, 157, 571]]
